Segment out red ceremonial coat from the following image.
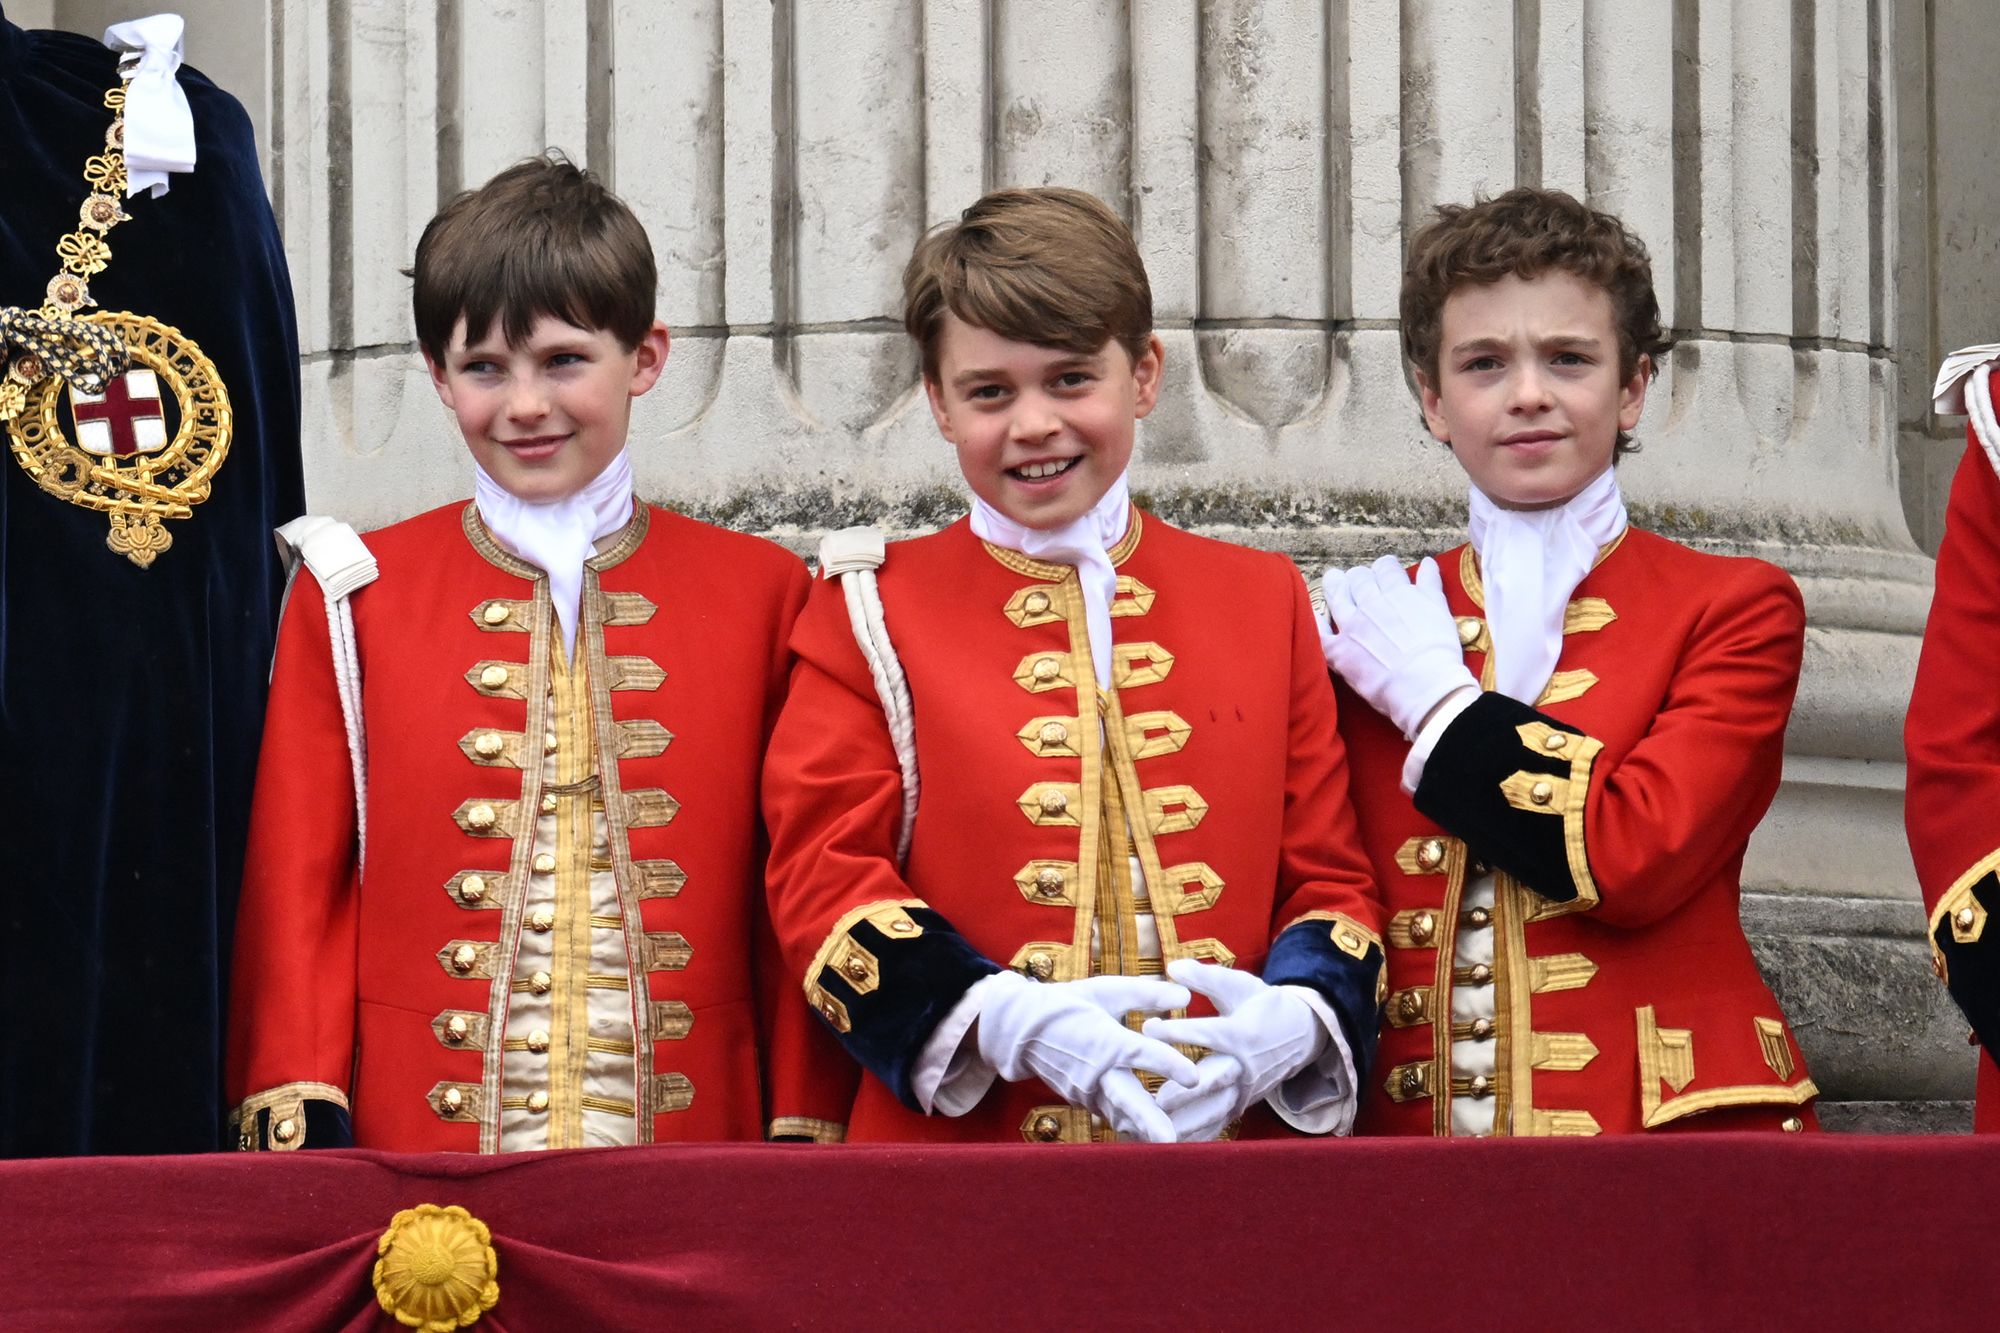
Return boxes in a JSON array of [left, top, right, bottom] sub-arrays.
[[227, 502, 852, 1151], [1907, 388, 2000, 1132], [762, 510, 1385, 1144], [1340, 528, 1818, 1135]]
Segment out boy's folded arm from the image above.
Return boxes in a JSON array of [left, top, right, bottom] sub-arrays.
[[762, 581, 1001, 1110], [1269, 562, 1387, 1089], [1412, 562, 1804, 929], [225, 565, 361, 1150]]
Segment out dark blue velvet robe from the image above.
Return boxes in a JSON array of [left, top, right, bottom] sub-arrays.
[[0, 6, 303, 1155]]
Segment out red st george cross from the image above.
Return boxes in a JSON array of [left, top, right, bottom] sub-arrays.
[[71, 370, 167, 457]]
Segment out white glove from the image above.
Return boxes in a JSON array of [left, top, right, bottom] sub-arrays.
[[974, 970, 1199, 1143], [1321, 554, 1479, 739], [1141, 960, 1330, 1142]]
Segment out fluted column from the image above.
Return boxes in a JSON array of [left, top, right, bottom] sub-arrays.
[[277, 0, 1956, 1124]]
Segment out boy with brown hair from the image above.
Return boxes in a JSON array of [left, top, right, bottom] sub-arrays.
[[226, 154, 847, 1151], [762, 187, 1385, 1143], [1320, 187, 1818, 1136]]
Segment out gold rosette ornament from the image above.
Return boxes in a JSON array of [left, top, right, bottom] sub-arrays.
[[372, 1204, 500, 1332]]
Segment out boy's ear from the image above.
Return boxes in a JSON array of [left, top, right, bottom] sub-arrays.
[[628, 320, 672, 398], [423, 349, 455, 410], [923, 374, 957, 444], [1415, 368, 1450, 442], [1131, 334, 1166, 421], [1617, 353, 1651, 432]]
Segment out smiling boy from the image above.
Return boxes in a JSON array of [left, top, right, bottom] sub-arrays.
[[762, 187, 1385, 1143], [226, 156, 847, 1152], [1321, 188, 1818, 1135]]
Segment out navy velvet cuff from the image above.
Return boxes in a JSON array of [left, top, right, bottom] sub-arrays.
[[1413, 690, 1590, 904], [1262, 920, 1384, 1086], [235, 1097, 352, 1152], [810, 906, 1002, 1111], [1936, 870, 2000, 1062]]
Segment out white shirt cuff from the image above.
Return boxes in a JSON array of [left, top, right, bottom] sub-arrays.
[[909, 971, 1012, 1115], [1401, 685, 1480, 794], [1265, 985, 1359, 1135]]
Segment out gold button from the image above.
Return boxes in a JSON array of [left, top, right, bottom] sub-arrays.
[[1529, 781, 1554, 806], [541, 793, 558, 814], [1031, 1113, 1062, 1141], [1542, 732, 1568, 753], [1469, 1074, 1491, 1097], [273, 1117, 298, 1144], [1957, 907, 1977, 931], [460, 875, 487, 903], [441, 1088, 463, 1114], [1038, 790, 1068, 816], [1024, 591, 1052, 616], [1416, 838, 1444, 871], [1466, 907, 1491, 929], [1468, 963, 1492, 984], [451, 945, 478, 973], [1781, 1117, 1804, 1133], [529, 970, 552, 993], [474, 731, 504, 758], [533, 852, 557, 874], [1026, 951, 1055, 980], [1400, 1067, 1424, 1095], [1335, 927, 1363, 953], [1035, 868, 1065, 898], [529, 909, 554, 932], [527, 1090, 550, 1113], [1456, 617, 1481, 647], [890, 919, 915, 934], [1470, 1018, 1494, 1039], [820, 1000, 841, 1022], [544, 731, 558, 754], [482, 602, 511, 625], [445, 1015, 470, 1043], [1039, 721, 1069, 747], [466, 803, 497, 831], [1397, 992, 1423, 1020], [1032, 656, 1061, 682], [528, 1029, 550, 1053], [844, 955, 869, 980], [1411, 911, 1436, 945], [479, 664, 509, 690]]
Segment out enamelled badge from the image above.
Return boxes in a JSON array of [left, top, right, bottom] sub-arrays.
[[1, 66, 231, 568]]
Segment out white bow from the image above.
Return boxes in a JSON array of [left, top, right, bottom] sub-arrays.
[[473, 450, 635, 659], [969, 474, 1130, 687], [102, 14, 198, 198], [1466, 467, 1627, 706]]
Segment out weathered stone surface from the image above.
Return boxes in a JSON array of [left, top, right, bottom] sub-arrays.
[[1742, 892, 1972, 1107], [1816, 1101, 1972, 1135]]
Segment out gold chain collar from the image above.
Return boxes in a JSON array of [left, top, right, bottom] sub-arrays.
[[1, 64, 235, 568]]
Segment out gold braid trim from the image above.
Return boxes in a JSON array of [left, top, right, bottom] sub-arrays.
[[227, 1080, 350, 1151], [768, 1116, 848, 1143]]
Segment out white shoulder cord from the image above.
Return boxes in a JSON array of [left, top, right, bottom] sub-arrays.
[[273, 517, 379, 870], [819, 526, 919, 866], [1969, 362, 2000, 480]]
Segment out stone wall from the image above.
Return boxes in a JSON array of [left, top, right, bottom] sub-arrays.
[[38, 0, 1983, 1128]]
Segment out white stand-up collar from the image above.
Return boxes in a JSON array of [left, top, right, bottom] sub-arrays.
[[473, 450, 635, 659], [970, 474, 1131, 687], [1465, 466, 1627, 706]]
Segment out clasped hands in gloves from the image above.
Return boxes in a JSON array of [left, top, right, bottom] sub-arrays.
[[974, 959, 1332, 1143], [1319, 553, 1479, 740]]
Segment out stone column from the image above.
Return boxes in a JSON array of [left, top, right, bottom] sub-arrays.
[[273, 0, 1956, 1126]]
